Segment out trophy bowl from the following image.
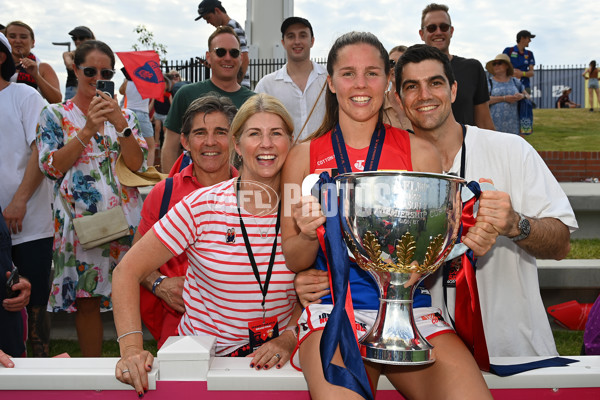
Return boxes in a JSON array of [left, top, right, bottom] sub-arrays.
[[336, 171, 465, 365]]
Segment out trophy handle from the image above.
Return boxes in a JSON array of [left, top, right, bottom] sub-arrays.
[[301, 173, 321, 197], [443, 181, 497, 262]]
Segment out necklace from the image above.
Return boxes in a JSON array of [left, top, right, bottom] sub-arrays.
[[251, 213, 276, 239]]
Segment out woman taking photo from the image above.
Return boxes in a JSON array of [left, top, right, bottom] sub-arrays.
[[281, 31, 492, 399], [5, 21, 62, 103], [486, 54, 529, 135], [37, 40, 147, 357], [113, 93, 299, 395]]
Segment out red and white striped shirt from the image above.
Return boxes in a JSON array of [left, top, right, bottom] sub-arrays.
[[153, 178, 296, 355]]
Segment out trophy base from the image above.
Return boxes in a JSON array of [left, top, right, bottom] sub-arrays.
[[358, 298, 436, 365], [360, 344, 434, 366]]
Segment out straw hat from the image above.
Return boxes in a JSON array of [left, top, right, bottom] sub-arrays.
[[485, 54, 514, 76], [115, 155, 168, 187]]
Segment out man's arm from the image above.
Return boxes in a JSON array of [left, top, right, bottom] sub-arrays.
[[160, 128, 181, 173], [473, 102, 496, 131], [477, 189, 571, 260], [3, 143, 44, 234]]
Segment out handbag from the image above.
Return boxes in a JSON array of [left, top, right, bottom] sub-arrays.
[[58, 134, 130, 249], [518, 97, 533, 135], [60, 195, 130, 250]]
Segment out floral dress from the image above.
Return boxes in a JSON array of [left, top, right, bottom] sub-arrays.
[[37, 100, 147, 312], [487, 77, 524, 135]]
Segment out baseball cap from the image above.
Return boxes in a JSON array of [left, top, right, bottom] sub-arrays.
[[0, 32, 16, 81], [195, 0, 221, 21], [280, 17, 314, 37], [69, 26, 94, 39], [516, 30, 536, 42]]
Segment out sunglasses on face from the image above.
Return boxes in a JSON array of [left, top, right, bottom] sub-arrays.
[[212, 48, 240, 58], [71, 36, 90, 42], [424, 23, 451, 33], [78, 65, 115, 80]]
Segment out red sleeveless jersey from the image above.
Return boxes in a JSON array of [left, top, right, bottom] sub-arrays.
[[309, 124, 413, 173]]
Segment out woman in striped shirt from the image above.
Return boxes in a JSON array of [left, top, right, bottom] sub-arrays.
[[112, 94, 300, 395]]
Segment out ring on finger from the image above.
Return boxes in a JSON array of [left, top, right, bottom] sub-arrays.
[[273, 353, 281, 361], [122, 369, 130, 374]]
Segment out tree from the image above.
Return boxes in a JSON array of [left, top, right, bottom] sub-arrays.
[[132, 25, 168, 63]]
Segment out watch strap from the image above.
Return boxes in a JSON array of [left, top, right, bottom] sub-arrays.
[[152, 275, 168, 294], [510, 213, 530, 242], [116, 126, 132, 137]]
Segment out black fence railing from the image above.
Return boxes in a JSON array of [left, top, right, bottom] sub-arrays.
[[162, 58, 587, 109]]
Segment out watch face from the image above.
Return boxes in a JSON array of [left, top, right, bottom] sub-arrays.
[[519, 217, 531, 237], [123, 127, 132, 137]]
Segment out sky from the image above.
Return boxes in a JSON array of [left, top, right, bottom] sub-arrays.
[[3, 0, 596, 94]]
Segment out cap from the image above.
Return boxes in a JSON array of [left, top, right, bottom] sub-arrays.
[[485, 53, 514, 76], [69, 26, 94, 39], [516, 30, 535, 42], [280, 17, 313, 37], [195, 0, 222, 21], [0, 32, 16, 81]]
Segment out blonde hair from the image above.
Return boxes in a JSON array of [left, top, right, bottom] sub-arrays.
[[229, 93, 294, 163]]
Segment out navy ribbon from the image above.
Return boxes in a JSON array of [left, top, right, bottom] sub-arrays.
[[330, 122, 385, 174], [317, 172, 373, 400]]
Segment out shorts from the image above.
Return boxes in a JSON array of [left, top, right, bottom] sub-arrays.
[[131, 110, 154, 138], [11, 237, 53, 306], [290, 303, 453, 370], [588, 78, 599, 89], [154, 113, 167, 123]]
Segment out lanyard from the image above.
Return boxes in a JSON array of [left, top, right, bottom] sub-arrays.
[[235, 177, 281, 320], [459, 123, 466, 179], [331, 122, 386, 173]]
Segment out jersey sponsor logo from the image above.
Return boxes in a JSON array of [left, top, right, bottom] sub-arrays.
[[354, 159, 365, 171], [316, 155, 335, 166]]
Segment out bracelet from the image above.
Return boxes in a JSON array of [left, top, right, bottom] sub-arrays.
[[75, 134, 87, 149], [503, 96, 506, 102], [285, 325, 299, 339], [522, 71, 526, 77], [117, 330, 143, 343]]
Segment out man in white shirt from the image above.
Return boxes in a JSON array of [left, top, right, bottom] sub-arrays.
[[255, 17, 327, 141], [394, 44, 577, 357], [0, 32, 53, 357]]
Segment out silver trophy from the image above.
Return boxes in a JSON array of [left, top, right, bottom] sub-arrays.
[[335, 171, 465, 365]]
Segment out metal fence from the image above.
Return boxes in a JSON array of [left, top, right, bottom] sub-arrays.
[[162, 58, 587, 109]]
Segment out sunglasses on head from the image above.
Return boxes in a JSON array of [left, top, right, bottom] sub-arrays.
[[71, 36, 90, 42], [78, 65, 115, 80], [424, 23, 451, 33], [213, 48, 240, 58]]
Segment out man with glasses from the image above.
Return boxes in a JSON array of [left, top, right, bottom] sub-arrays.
[[419, 3, 495, 130], [63, 26, 95, 100], [255, 17, 326, 141], [196, 0, 250, 89], [161, 25, 254, 173]]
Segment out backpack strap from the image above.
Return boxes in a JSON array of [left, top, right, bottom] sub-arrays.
[[159, 177, 174, 219]]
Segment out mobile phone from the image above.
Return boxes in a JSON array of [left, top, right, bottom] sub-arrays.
[[6, 264, 20, 299], [96, 80, 115, 98]]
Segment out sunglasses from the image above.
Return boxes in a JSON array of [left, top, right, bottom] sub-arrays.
[[212, 48, 240, 58], [492, 61, 505, 66], [423, 23, 451, 33], [71, 36, 90, 42], [78, 66, 116, 80]]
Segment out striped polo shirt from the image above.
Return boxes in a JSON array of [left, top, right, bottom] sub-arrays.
[[154, 178, 296, 355]]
